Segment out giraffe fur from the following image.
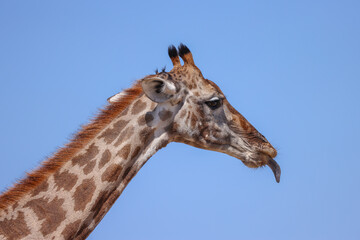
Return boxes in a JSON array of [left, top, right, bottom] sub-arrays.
[[0, 44, 280, 239]]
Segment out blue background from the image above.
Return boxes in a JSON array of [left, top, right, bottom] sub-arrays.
[[1, 1, 359, 239]]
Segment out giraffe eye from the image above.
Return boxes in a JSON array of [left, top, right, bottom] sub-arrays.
[[205, 97, 222, 110]]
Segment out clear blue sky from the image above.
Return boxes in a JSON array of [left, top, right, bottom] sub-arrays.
[[1, 1, 359, 239]]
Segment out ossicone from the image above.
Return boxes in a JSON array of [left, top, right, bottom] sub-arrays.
[[178, 43, 195, 66], [168, 45, 181, 67]]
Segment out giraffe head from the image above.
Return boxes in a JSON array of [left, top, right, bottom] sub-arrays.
[[111, 44, 280, 182]]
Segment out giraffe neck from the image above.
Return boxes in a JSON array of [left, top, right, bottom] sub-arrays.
[[0, 90, 175, 239]]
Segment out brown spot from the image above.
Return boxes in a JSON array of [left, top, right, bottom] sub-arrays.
[[131, 99, 146, 115], [198, 107, 205, 119], [101, 164, 123, 182], [83, 160, 96, 175], [0, 211, 30, 239], [137, 116, 146, 126], [239, 117, 250, 131], [54, 170, 78, 191], [98, 120, 129, 144], [113, 126, 134, 147], [164, 123, 173, 132], [62, 219, 81, 239], [73, 178, 96, 212], [88, 189, 121, 231], [117, 144, 131, 159], [122, 166, 132, 181], [139, 128, 155, 146], [24, 197, 66, 236], [31, 180, 49, 196], [90, 191, 109, 218], [121, 105, 130, 116], [158, 109, 172, 121], [93, 190, 121, 224], [190, 113, 198, 128], [99, 149, 111, 169], [74, 190, 115, 239], [72, 143, 99, 167], [122, 166, 138, 185], [12, 202, 19, 210], [131, 146, 141, 160], [145, 112, 154, 125], [179, 109, 187, 119], [75, 215, 93, 239]]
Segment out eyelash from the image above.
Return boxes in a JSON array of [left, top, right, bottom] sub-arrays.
[[205, 98, 222, 110]]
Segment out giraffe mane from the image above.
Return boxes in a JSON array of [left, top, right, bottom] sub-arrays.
[[0, 81, 143, 210]]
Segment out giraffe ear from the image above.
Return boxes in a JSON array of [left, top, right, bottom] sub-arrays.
[[141, 77, 177, 103], [107, 92, 125, 103]]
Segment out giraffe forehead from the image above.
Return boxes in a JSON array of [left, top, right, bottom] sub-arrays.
[[189, 79, 223, 98], [168, 69, 220, 95]]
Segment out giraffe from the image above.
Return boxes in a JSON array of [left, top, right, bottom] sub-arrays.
[[0, 44, 280, 240]]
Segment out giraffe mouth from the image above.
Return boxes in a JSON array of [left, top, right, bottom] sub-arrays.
[[227, 145, 281, 183], [243, 155, 281, 183]]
